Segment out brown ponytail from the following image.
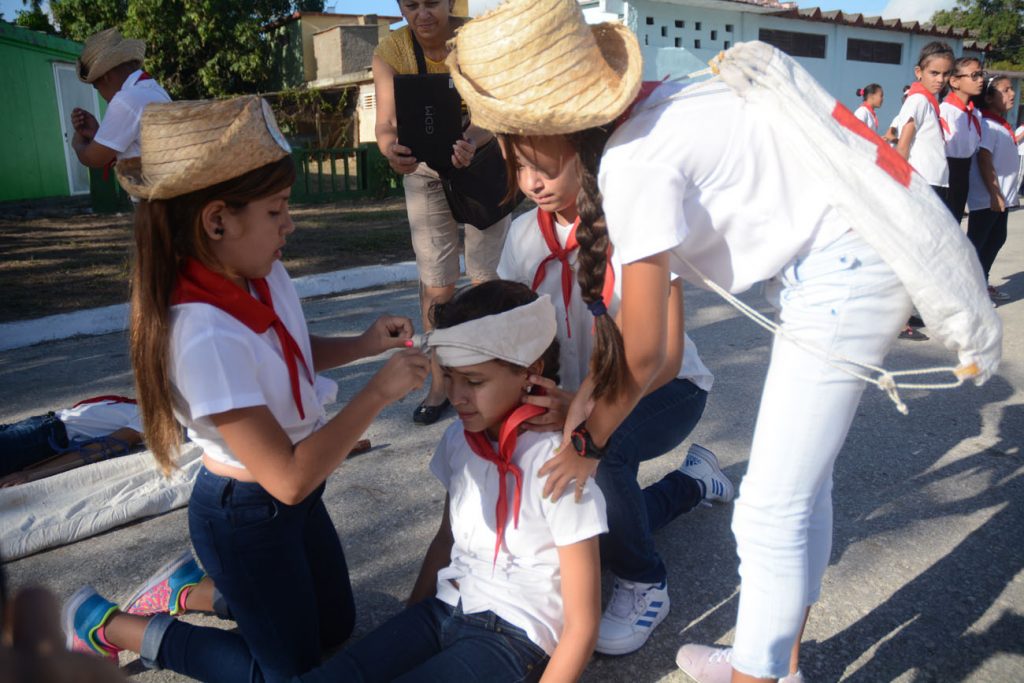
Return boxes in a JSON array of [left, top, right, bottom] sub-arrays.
[[568, 126, 627, 402], [130, 156, 296, 474]]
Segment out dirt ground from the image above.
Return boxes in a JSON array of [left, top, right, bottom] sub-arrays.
[[0, 198, 415, 323]]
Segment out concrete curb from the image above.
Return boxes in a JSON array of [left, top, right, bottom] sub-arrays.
[[0, 260, 434, 352]]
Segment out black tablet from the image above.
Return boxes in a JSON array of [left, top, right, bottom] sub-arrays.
[[394, 73, 463, 173]]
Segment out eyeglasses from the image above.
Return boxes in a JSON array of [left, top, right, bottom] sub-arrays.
[[953, 70, 984, 80]]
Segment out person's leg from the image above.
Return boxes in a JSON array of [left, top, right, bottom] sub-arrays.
[[977, 210, 1009, 285], [966, 208, 998, 280], [303, 498, 356, 652], [0, 413, 68, 476], [728, 231, 910, 680], [943, 158, 970, 223], [463, 214, 511, 285]]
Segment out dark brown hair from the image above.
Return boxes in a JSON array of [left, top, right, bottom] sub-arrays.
[[917, 41, 954, 68], [857, 83, 882, 99], [130, 156, 296, 473], [971, 75, 1010, 111]]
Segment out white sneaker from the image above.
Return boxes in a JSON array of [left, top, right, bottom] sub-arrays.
[[594, 577, 670, 655], [681, 444, 734, 504], [676, 644, 805, 682]]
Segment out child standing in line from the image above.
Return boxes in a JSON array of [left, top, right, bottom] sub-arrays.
[[853, 84, 883, 134], [62, 96, 430, 682], [940, 57, 985, 222], [967, 76, 1020, 303], [295, 282, 606, 682], [896, 42, 955, 199], [495, 133, 731, 655]]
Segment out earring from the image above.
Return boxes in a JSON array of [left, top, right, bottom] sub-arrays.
[[214, 227, 224, 236], [524, 383, 533, 394]]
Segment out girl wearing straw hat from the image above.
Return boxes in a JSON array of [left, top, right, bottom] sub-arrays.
[[446, 0, 1000, 681], [62, 96, 430, 681]]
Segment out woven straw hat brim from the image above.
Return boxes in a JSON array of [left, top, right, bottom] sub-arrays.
[[115, 97, 291, 200], [78, 28, 146, 83], [447, 0, 642, 135]]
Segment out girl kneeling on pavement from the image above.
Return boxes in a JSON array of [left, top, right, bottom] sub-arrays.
[[63, 96, 429, 682]]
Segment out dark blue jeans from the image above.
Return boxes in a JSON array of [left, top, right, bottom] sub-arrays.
[[295, 598, 548, 683], [596, 378, 708, 584], [967, 208, 1009, 281], [144, 467, 355, 682], [0, 413, 68, 476]]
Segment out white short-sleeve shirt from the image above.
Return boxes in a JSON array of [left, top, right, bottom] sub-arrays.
[[498, 208, 713, 393], [598, 81, 849, 294], [93, 70, 171, 159], [58, 400, 142, 440], [967, 116, 1021, 211], [168, 261, 337, 469], [430, 424, 608, 655], [940, 99, 982, 159], [898, 92, 950, 186], [854, 105, 878, 133]]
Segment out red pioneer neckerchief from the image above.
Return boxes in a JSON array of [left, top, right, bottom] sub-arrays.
[[531, 210, 615, 337], [981, 109, 1019, 144], [72, 395, 137, 408], [463, 402, 547, 565], [102, 72, 154, 181], [908, 82, 951, 136], [943, 93, 982, 138], [172, 258, 312, 420], [862, 103, 878, 130]]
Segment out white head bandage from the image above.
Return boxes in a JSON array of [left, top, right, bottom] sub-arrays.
[[427, 295, 557, 368]]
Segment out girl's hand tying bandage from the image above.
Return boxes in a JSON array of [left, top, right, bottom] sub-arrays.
[[521, 375, 574, 433], [361, 315, 415, 356]]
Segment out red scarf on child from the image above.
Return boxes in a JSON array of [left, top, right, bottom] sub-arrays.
[[531, 210, 615, 337], [981, 109, 1019, 144], [464, 403, 546, 565], [908, 82, 951, 136], [942, 93, 982, 137], [172, 258, 312, 419]]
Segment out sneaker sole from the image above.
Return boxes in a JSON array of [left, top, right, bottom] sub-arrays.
[[124, 550, 195, 613], [62, 584, 98, 651], [688, 447, 735, 504]]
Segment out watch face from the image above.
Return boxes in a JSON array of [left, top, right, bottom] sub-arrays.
[[571, 432, 586, 456]]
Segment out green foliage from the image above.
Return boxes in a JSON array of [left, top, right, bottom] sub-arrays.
[[271, 87, 347, 140], [51, 0, 128, 42], [932, 0, 1024, 69], [15, 6, 57, 33]]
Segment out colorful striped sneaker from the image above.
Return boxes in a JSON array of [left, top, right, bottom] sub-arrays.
[[595, 577, 671, 655], [681, 444, 734, 505], [124, 550, 204, 617], [62, 586, 121, 663]]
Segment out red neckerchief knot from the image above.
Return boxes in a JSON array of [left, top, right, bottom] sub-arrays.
[[908, 82, 951, 136], [172, 258, 312, 419], [531, 210, 615, 337], [943, 93, 982, 138], [863, 103, 878, 130], [463, 402, 546, 565], [981, 109, 1019, 144]]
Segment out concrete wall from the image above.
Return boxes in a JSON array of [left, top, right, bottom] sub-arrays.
[[313, 25, 379, 81]]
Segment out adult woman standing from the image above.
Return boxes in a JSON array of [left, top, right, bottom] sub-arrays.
[[373, 0, 511, 424]]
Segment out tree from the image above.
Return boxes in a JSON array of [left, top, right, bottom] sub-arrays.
[[15, 7, 58, 33], [932, 0, 1024, 70]]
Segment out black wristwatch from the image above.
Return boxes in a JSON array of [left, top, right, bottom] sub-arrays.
[[570, 421, 608, 460]]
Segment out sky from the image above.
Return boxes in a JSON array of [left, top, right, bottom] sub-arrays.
[[0, 0, 961, 28]]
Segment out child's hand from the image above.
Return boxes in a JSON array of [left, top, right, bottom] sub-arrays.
[[71, 107, 99, 139], [521, 375, 573, 433], [539, 444, 600, 503], [362, 315, 415, 356], [367, 348, 429, 402]]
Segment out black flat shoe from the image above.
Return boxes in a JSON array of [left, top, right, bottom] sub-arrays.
[[413, 398, 450, 425]]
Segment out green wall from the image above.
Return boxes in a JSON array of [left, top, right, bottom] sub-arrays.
[[0, 22, 86, 202]]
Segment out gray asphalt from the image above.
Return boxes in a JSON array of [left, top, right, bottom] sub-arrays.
[[2, 213, 1022, 682]]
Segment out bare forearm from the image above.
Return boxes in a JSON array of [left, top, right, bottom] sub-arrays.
[[540, 625, 597, 682], [977, 150, 1001, 199], [310, 334, 372, 372], [896, 120, 915, 160]]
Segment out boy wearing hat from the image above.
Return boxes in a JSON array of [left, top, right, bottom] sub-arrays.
[[70, 28, 170, 170]]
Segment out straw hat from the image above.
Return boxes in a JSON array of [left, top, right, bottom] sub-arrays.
[[446, 0, 642, 135], [115, 96, 292, 200], [77, 28, 146, 83]]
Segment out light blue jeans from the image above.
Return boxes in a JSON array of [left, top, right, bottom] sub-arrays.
[[730, 230, 911, 678]]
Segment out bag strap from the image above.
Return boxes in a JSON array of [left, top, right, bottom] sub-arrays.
[[409, 30, 428, 75]]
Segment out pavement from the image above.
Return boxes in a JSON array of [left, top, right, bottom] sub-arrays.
[[2, 213, 1023, 682]]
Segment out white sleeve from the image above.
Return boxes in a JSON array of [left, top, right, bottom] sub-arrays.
[[900, 95, 929, 128], [600, 161, 689, 265], [979, 121, 997, 154], [854, 107, 871, 127], [172, 330, 265, 419], [535, 442, 608, 546], [93, 95, 140, 153], [428, 425, 458, 489]]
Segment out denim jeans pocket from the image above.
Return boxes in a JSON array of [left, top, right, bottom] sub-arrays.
[[229, 496, 279, 530]]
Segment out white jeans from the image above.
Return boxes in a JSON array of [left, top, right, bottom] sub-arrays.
[[730, 230, 911, 678]]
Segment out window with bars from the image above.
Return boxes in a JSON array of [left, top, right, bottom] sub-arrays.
[[846, 38, 902, 64], [758, 28, 826, 58]]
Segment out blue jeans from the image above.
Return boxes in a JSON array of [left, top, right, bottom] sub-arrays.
[[0, 413, 68, 476], [595, 378, 708, 584], [142, 467, 355, 682], [296, 598, 548, 683]]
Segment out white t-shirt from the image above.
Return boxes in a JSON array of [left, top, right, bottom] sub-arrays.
[[93, 70, 171, 159], [598, 81, 849, 294], [898, 92, 949, 186], [497, 208, 713, 393], [168, 261, 337, 469], [58, 400, 142, 440], [430, 424, 608, 655], [853, 104, 878, 133], [967, 116, 1021, 211], [940, 99, 982, 159]]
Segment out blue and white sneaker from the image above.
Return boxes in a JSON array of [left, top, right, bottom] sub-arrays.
[[62, 585, 121, 663], [681, 444, 734, 505], [595, 577, 671, 655]]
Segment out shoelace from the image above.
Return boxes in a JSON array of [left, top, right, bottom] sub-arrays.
[[607, 580, 644, 619], [708, 647, 734, 664]]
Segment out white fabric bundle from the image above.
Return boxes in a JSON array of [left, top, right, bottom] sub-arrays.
[[712, 41, 1001, 384], [426, 295, 557, 368]]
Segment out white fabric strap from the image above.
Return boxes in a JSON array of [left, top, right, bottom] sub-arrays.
[[426, 295, 557, 368]]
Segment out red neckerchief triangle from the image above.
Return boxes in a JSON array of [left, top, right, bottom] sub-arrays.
[[831, 102, 913, 188], [531, 210, 615, 338], [943, 93, 982, 137], [72, 395, 138, 408], [463, 402, 547, 565], [863, 103, 878, 130], [981, 109, 1019, 144], [172, 258, 311, 419], [908, 82, 951, 136]]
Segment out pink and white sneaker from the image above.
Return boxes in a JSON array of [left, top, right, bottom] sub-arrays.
[[676, 644, 804, 683]]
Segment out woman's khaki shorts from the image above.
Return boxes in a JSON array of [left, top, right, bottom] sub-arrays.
[[403, 164, 510, 288]]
